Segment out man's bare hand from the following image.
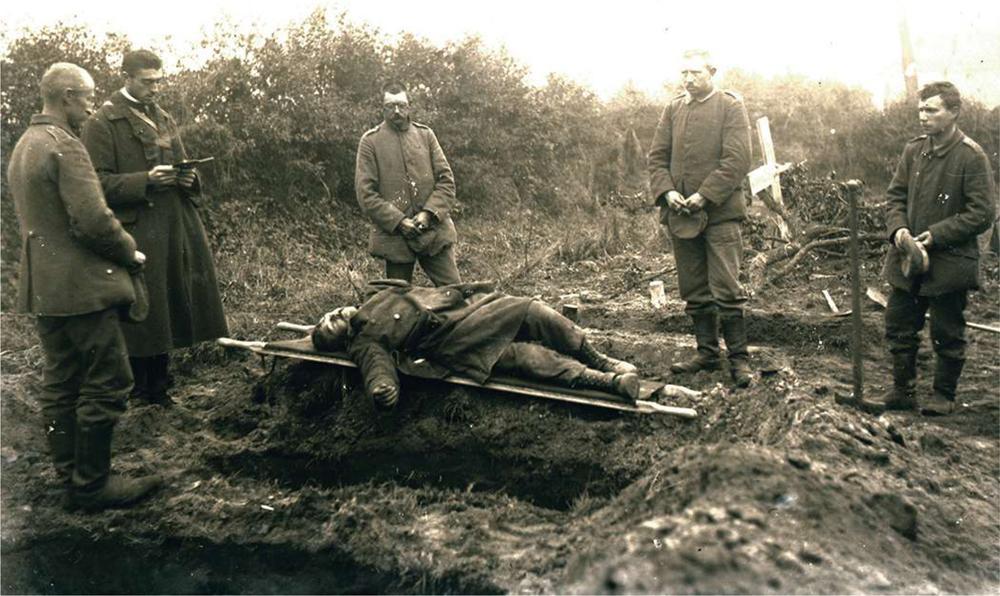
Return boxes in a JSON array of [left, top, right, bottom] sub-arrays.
[[413, 210, 434, 231], [893, 227, 912, 249], [177, 168, 197, 189], [372, 383, 399, 409], [685, 192, 707, 211], [397, 218, 421, 239], [665, 190, 686, 212], [133, 250, 146, 265], [148, 165, 177, 188], [914, 230, 934, 248]]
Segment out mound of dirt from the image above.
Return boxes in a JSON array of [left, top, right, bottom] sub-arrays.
[[2, 252, 998, 594]]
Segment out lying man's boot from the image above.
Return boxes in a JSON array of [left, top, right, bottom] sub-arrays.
[[573, 369, 640, 402], [671, 313, 721, 374], [576, 338, 638, 375], [921, 356, 964, 416]]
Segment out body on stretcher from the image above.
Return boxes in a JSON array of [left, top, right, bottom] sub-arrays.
[[217, 322, 700, 418]]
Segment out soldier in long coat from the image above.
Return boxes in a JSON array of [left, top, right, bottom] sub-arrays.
[[9, 63, 161, 510], [865, 81, 995, 416], [310, 280, 640, 409], [82, 50, 228, 405], [355, 81, 462, 286]]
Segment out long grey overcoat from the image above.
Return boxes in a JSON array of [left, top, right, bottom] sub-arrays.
[[82, 91, 228, 356]]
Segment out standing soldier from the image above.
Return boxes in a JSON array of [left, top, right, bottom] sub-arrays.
[[82, 49, 228, 406], [648, 50, 753, 388], [868, 82, 995, 415], [8, 63, 162, 510], [355, 82, 462, 286]]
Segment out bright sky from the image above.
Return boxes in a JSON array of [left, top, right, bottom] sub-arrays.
[[4, 0, 999, 105]]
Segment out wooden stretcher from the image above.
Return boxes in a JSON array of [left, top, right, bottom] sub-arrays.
[[217, 323, 699, 418]]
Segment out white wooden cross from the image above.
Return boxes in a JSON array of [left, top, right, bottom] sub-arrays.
[[747, 116, 793, 240]]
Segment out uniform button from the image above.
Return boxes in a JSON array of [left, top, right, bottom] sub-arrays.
[[27, 230, 35, 237], [393, 313, 401, 320], [106, 269, 113, 274]]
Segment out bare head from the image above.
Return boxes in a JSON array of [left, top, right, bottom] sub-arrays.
[[311, 306, 359, 352], [122, 49, 164, 104], [39, 62, 96, 128], [917, 81, 961, 138], [679, 49, 716, 99]]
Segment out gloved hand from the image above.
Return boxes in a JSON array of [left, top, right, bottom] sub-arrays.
[[895, 228, 929, 277]]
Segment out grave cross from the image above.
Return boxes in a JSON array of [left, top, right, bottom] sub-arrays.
[[747, 116, 793, 240]]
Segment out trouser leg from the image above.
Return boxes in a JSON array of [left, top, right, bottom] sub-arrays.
[[385, 260, 416, 283], [671, 233, 713, 316], [71, 309, 131, 490], [514, 301, 586, 354], [703, 221, 748, 318], [35, 316, 84, 485], [924, 291, 968, 415], [494, 342, 586, 384], [418, 245, 462, 286], [493, 342, 638, 401]]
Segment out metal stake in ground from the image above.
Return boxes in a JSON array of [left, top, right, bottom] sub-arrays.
[[846, 180, 865, 402]]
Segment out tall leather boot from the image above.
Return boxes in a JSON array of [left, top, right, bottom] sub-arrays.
[[922, 356, 964, 416], [720, 314, 752, 388], [128, 356, 149, 402], [843, 350, 917, 414], [145, 353, 174, 407], [575, 338, 638, 375], [44, 412, 76, 487], [572, 369, 640, 402], [69, 421, 162, 512], [884, 350, 918, 411], [671, 313, 721, 374]]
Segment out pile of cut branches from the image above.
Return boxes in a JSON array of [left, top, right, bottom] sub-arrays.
[[745, 162, 887, 288]]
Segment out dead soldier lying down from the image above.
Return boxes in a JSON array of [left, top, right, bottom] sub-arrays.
[[311, 280, 639, 409]]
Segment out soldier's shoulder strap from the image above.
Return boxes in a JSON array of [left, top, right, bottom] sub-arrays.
[[722, 89, 744, 102], [907, 134, 928, 144], [43, 126, 64, 142], [961, 136, 984, 151], [411, 120, 432, 131], [360, 123, 381, 139], [96, 99, 129, 121]]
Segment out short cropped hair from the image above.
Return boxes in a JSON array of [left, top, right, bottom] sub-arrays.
[[381, 81, 408, 98], [39, 62, 92, 104], [919, 81, 961, 113], [681, 49, 716, 74], [122, 49, 162, 75]]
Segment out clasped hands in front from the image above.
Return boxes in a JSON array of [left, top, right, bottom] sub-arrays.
[[397, 210, 434, 239], [665, 190, 707, 214]]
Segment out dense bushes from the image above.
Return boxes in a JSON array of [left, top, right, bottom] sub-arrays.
[[2, 11, 997, 311]]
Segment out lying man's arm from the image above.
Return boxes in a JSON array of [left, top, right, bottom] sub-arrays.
[[349, 337, 401, 409]]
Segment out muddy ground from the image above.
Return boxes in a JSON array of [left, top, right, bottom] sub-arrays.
[[2, 250, 998, 594]]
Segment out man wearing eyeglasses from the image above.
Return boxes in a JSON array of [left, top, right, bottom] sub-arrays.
[[82, 49, 228, 407], [355, 81, 462, 286]]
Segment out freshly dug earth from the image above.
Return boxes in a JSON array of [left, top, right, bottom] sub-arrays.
[[2, 251, 998, 594]]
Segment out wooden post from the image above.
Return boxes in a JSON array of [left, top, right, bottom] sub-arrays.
[[846, 180, 865, 401], [747, 116, 793, 240]]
